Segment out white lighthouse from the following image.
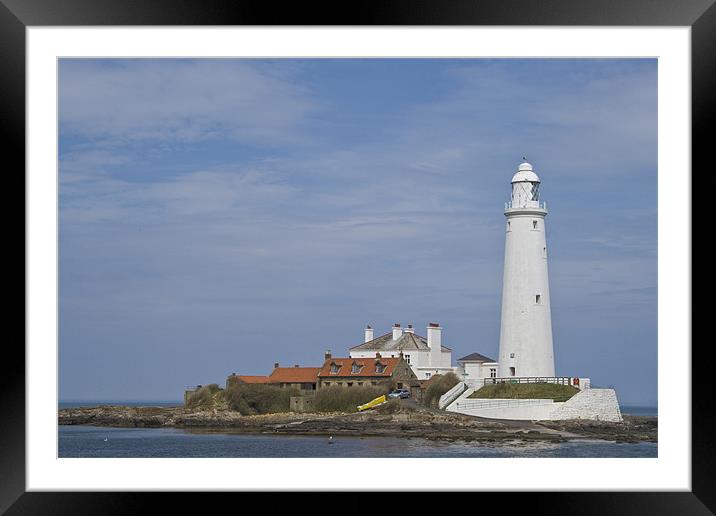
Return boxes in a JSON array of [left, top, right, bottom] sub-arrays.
[[497, 160, 555, 378]]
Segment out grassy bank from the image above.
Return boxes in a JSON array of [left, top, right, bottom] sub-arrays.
[[314, 385, 387, 413], [186, 382, 390, 415], [422, 372, 460, 408], [469, 382, 579, 402]]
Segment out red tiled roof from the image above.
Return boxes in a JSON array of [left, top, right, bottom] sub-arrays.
[[317, 357, 401, 378], [235, 375, 270, 384], [268, 367, 321, 384]]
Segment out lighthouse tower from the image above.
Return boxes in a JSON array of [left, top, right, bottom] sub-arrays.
[[497, 160, 555, 378]]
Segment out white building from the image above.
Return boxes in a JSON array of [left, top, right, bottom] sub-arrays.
[[349, 323, 455, 380], [497, 160, 555, 378], [455, 352, 499, 384]]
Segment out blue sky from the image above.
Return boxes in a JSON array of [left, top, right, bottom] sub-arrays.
[[58, 58, 657, 405]]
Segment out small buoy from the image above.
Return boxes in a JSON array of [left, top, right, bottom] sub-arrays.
[[328, 436, 334, 444], [103, 437, 108, 442]]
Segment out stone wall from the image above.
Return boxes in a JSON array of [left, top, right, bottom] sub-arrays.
[[446, 387, 622, 422], [290, 395, 316, 413], [553, 388, 622, 422]]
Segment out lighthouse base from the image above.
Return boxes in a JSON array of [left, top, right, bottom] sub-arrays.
[[446, 385, 623, 422]]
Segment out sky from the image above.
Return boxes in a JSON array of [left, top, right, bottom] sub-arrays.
[[58, 58, 657, 405]]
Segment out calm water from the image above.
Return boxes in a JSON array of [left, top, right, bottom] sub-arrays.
[[58, 425, 656, 458], [620, 406, 658, 417]]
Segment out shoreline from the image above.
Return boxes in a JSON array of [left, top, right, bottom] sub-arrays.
[[58, 403, 657, 444]]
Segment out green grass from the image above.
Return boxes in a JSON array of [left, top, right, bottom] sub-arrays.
[[468, 382, 579, 402], [224, 382, 296, 415], [185, 384, 223, 409], [314, 385, 387, 413]]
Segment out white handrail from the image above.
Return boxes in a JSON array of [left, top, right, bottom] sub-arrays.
[[439, 382, 467, 409]]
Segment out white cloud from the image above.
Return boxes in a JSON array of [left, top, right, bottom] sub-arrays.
[[59, 59, 320, 145]]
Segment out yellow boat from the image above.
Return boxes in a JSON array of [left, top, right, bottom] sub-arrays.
[[357, 395, 387, 412]]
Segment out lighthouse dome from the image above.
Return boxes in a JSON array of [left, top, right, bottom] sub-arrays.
[[511, 161, 540, 183]]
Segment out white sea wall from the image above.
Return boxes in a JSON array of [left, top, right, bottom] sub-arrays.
[[446, 388, 623, 422], [554, 388, 622, 422]]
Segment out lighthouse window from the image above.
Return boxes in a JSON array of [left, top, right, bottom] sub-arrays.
[[542, 246, 547, 258], [507, 221, 511, 231], [509, 353, 515, 358], [533, 220, 538, 229], [536, 294, 542, 304], [509, 367, 516, 377]]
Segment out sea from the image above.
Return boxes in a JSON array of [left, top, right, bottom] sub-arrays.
[[58, 401, 657, 458]]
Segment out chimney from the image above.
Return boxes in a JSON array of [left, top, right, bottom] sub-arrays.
[[404, 324, 415, 334], [274, 362, 280, 369], [392, 323, 403, 341], [364, 325, 374, 343], [324, 350, 332, 360], [427, 323, 442, 367]]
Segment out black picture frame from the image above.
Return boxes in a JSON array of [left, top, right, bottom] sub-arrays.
[[3, 0, 708, 513]]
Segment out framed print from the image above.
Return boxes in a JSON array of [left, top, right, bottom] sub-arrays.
[[4, 0, 711, 513]]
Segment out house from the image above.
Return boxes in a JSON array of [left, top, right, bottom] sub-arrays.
[[455, 352, 499, 384], [349, 323, 456, 380], [317, 351, 418, 390], [225, 374, 269, 389], [225, 363, 320, 393], [267, 363, 320, 392]]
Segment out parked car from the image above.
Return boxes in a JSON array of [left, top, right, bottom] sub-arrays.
[[388, 388, 410, 399]]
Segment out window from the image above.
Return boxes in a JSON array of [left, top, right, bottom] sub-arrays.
[[533, 220, 538, 229], [509, 367, 516, 377], [375, 361, 386, 374], [536, 294, 541, 304], [490, 368, 496, 378], [542, 246, 547, 258], [358, 382, 363, 386], [347, 382, 353, 387], [507, 221, 511, 231], [425, 372, 432, 378], [351, 362, 363, 374], [330, 362, 341, 374], [510, 353, 515, 358], [405, 354, 411, 364]]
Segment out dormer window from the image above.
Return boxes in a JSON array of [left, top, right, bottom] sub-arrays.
[[351, 362, 363, 374], [330, 362, 341, 374], [374, 361, 386, 374]]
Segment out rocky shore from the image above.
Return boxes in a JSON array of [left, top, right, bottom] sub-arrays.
[[58, 403, 657, 444]]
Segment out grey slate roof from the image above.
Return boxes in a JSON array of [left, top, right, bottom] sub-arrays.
[[456, 352, 497, 363], [349, 332, 452, 352]]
